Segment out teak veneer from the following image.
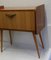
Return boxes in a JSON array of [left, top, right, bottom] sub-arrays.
[[0, 4, 45, 58]]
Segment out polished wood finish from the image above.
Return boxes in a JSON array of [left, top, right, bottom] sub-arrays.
[[1, 30, 3, 52], [0, 31, 1, 48], [0, 4, 45, 33], [0, 11, 35, 32], [9, 31, 12, 45], [0, 4, 45, 58], [39, 32, 44, 48], [32, 32, 40, 58], [36, 4, 45, 33], [0, 7, 35, 10]]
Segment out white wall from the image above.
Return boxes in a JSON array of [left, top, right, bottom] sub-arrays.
[[44, 0, 51, 48], [44, 0, 51, 25], [0, 0, 50, 50], [0, 0, 44, 7]]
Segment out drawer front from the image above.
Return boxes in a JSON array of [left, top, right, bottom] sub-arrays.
[[2, 11, 17, 29], [0, 11, 35, 31], [0, 12, 3, 28], [24, 11, 35, 31]]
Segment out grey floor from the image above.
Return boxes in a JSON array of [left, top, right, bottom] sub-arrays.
[[0, 29, 49, 60], [0, 41, 49, 60]]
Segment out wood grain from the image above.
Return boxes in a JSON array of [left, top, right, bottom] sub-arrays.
[[36, 4, 45, 33], [0, 10, 35, 32], [0, 6, 45, 58], [1, 30, 3, 52], [0, 7, 35, 11]]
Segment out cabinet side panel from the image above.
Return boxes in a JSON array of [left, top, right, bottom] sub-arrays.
[[36, 4, 45, 33]]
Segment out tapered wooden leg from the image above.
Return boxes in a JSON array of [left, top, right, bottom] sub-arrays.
[[9, 31, 12, 45], [0, 31, 1, 48], [32, 32, 40, 58], [1, 30, 3, 52], [39, 32, 44, 49]]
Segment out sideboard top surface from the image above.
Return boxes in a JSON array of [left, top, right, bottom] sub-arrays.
[[0, 7, 35, 11]]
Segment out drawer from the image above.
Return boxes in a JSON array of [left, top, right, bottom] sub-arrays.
[[0, 11, 35, 31], [2, 11, 17, 29], [16, 11, 35, 31]]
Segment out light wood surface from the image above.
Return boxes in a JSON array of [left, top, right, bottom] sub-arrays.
[[0, 7, 35, 10], [0, 10, 35, 31], [0, 5, 45, 58]]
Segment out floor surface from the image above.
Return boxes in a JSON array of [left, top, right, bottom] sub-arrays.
[[0, 41, 49, 60]]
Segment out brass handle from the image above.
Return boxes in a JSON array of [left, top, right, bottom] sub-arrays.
[[5, 14, 16, 18]]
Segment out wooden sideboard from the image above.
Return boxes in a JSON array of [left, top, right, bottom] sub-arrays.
[[0, 9, 35, 32], [0, 4, 45, 58]]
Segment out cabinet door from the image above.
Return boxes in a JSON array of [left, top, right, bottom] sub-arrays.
[[24, 10, 35, 31], [0, 10, 35, 31], [15, 10, 35, 31]]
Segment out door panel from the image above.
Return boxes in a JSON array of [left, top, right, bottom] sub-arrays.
[[0, 10, 35, 31]]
